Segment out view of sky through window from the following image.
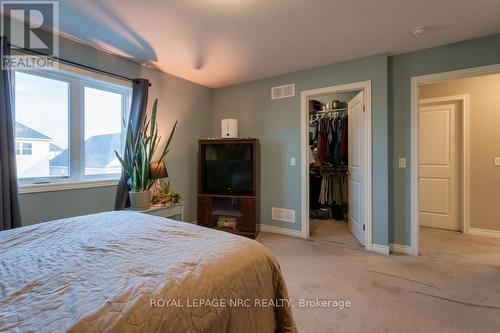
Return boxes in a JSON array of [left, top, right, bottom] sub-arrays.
[[15, 72, 69, 149], [14, 72, 128, 179]]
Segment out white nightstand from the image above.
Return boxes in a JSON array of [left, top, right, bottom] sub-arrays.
[[127, 202, 185, 221]]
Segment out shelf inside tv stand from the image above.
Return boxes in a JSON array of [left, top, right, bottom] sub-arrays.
[[211, 209, 242, 217], [198, 193, 256, 199]]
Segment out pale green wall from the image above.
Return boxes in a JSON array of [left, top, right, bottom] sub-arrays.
[[20, 186, 118, 226], [213, 54, 389, 246], [19, 35, 213, 225], [389, 33, 500, 245]]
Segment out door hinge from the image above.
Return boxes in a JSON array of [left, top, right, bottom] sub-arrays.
[[363, 224, 365, 231], [363, 105, 366, 112]]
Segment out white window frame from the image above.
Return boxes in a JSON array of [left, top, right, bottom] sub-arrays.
[[14, 62, 132, 194]]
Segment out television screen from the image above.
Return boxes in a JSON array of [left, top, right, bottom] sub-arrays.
[[203, 143, 253, 194]]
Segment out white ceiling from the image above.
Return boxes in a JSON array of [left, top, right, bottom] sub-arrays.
[[58, 0, 500, 88]]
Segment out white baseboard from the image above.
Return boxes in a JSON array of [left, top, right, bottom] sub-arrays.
[[468, 227, 500, 239], [390, 243, 412, 255], [259, 224, 304, 238], [368, 243, 390, 255]]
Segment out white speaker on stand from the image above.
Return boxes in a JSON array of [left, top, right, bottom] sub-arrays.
[[221, 119, 238, 138]]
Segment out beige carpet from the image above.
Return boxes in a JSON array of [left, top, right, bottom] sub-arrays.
[[257, 220, 500, 333], [420, 227, 500, 266]]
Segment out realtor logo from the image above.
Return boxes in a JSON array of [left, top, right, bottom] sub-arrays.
[[1, 0, 59, 69]]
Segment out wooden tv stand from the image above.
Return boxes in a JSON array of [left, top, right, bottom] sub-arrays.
[[197, 138, 260, 239]]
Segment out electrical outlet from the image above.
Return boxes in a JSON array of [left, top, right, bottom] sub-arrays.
[[290, 157, 296, 167], [399, 158, 406, 168]]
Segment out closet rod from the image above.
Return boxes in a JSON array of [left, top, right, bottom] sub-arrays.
[[310, 165, 349, 170], [310, 166, 350, 175], [309, 108, 348, 115]]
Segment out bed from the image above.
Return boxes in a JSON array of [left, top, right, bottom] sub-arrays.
[[0, 211, 296, 332]]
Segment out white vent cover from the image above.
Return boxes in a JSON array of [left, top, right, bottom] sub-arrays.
[[272, 207, 295, 223], [271, 84, 295, 100]]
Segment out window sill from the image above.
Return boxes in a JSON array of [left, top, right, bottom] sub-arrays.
[[19, 179, 120, 194]]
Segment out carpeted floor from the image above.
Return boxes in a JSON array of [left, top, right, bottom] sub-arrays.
[[257, 220, 500, 333]]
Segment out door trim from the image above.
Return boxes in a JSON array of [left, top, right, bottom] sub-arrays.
[[300, 80, 373, 252], [410, 63, 500, 256], [419, 95, 470, 233]]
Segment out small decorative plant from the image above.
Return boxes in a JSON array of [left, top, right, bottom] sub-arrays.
[[115, 98, 177, 208], [151, 180, 181, 206]]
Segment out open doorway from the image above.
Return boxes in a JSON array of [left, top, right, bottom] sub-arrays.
[[300, 81, 374, 252], [412, 66, 500, 262]]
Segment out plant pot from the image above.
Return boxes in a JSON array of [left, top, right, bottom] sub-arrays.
[[129, 191, 151, 210]]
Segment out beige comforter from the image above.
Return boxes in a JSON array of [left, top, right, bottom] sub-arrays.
[[0, 211, 296, 333]]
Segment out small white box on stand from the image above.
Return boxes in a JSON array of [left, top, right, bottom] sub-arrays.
[[221, 119, 238, 138]]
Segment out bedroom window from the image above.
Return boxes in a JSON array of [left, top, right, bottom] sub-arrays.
[[13, 65, 132, 192]]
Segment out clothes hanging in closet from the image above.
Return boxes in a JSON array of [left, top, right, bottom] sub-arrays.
[[309, 169, 349, 220], [314, 114, 348, 166], [309, 111, 349, 220], [317, 172, 348, 207]]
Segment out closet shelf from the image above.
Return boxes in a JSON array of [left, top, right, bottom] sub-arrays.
[[310, 165, 348, 168]]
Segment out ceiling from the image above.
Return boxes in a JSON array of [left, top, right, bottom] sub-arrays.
[[57, 0, 500, 88]]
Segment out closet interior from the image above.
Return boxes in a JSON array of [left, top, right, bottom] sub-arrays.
[[308, 92, 356, 235]]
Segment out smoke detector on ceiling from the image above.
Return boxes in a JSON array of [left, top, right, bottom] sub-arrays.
[[411, 27, 428, 38]]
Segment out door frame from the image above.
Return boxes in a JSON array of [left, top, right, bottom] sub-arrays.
[[418, 95, 471, 233], [300, 80, 373, 251], [410, 63, 500, 256]]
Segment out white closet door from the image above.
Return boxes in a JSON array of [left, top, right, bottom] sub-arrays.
[[348, 91, 365, 245], [419, 102, 460, 230]]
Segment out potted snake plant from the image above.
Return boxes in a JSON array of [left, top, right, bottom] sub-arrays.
[[115, 98, 177, 209]]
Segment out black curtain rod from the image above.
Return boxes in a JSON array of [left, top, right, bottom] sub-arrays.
[[9, 43, 151, 86]]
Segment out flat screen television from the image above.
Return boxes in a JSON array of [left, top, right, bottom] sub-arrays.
[[203, 143, 253, 195]]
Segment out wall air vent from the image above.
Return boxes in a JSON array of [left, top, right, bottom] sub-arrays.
[[272, 207, 295, 223], [271, 83, 295, 100]]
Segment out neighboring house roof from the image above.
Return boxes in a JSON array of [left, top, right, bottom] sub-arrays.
[[49, 143, 64, 152], [15, 122, 51, 140], [50, 133, 121, 168]]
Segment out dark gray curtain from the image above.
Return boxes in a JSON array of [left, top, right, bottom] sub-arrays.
[[0, 37, 22, 230], [114, 78, 149, 210]]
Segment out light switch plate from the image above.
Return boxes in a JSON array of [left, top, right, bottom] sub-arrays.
[[495, 157, 500, 166], [290, 157, 296, 167], [399, 158, 406, 168]]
